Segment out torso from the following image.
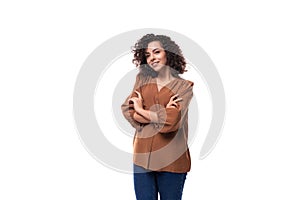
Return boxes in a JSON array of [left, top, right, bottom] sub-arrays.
[[154, 77, 177, 92]]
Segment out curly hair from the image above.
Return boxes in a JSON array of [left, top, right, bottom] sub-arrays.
[[132, 34, 187, 77]]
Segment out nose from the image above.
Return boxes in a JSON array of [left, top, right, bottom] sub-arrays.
[[148, 53, 155, 62]]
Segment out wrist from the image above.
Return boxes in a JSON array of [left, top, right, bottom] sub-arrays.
[[135, 107, 143, 114]]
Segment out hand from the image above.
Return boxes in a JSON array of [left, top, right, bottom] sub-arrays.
[[166, 94, 182, 109], [128, 90, 143, 112]]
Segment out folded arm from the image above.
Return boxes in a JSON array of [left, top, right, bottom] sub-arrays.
[[131, 81, 194, 133]]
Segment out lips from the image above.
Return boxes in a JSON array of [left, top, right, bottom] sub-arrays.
[[151, 61, 160, 67]]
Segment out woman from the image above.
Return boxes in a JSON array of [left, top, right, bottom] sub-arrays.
[[121, 34, 194, 200]]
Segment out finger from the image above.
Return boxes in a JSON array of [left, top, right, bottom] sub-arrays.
[[174, 98, 183, 103], [128, 98, 137, 103], [129, 97, 137, 101], [134, 90, 142, 99], [171, 94, 179, 100], [170, 102, 178, 107], [167, 100, 179, 108]]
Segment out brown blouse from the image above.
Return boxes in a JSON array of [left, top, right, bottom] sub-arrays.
[[121, 73, 194, 173]]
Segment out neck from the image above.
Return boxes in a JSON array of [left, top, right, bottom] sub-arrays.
[[156, 66, 174, 82]]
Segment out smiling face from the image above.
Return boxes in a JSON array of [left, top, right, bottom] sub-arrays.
[[145, 41, 167, 73]]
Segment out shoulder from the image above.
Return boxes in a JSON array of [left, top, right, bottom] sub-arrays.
[[186, 80, 194, 87], [176, 77, 194, 88], [139, 72, 154, 79], [137, 72, 150, 79], [170, 77, 194, 96], [135, 73, 152, 86]]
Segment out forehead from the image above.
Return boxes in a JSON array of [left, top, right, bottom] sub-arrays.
[[146, 41, 163, 52]]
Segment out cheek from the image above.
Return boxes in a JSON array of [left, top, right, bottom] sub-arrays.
[[146, 57, 151, 64], [161, 54, 167, 64]]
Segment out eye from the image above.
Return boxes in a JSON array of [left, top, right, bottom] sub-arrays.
[[154, 51, 160, 54]]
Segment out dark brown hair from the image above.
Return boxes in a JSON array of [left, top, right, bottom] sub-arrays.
[[132, 34, 187, 77]]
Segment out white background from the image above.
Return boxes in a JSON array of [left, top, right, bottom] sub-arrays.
[[1, 0, 299, 199]]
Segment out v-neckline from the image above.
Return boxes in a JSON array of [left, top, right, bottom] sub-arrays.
[[154, 77, 177, 93]]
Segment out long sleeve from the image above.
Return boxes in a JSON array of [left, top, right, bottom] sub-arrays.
[[155, 81, 194, 133], [121, 74, 149, 131]]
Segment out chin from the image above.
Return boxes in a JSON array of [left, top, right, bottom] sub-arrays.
[[151, 65, 164, 72]]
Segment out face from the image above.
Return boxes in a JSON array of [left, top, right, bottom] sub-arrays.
[[145, 41, 167, 72]]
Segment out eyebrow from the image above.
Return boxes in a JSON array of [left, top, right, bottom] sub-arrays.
[[145, 48, 160, 54]]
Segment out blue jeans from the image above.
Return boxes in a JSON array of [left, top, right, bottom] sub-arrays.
[[133, 164, 187, 200]]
